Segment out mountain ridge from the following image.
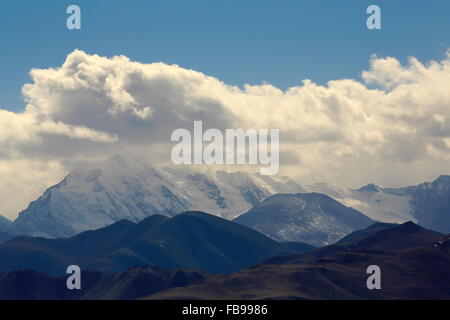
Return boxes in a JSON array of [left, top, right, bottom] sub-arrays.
[[262, 221, 444, 265], [9, 156, 305, 238], [0, 211, 313, 275], [234, 193, 375, 246], [4, 155, 450, 242], [142, 222, 450, 300]]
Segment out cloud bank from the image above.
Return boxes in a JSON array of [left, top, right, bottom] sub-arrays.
[[1, 49, 450, 219]]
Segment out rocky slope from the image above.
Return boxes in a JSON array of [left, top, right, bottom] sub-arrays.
[[234, 193, 375, 246]]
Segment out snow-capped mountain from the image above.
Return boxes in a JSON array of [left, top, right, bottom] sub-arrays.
[[238, 176, 450, 245], [10, 156, 304, 238], [234, 193, 375, 246], [383, 175, 450, 234], [332, 184, 414, 224], [302, 176, 450, 234], [7, 154, 450, 240]]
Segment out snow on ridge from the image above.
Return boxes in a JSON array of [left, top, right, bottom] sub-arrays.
[[13, 156, 308, 237], [12, 155, 422, 238]]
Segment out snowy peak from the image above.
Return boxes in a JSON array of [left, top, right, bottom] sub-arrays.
[[11, 156, 304, 238], [8, 152, 450, 242], [234, 193, 375, 246]]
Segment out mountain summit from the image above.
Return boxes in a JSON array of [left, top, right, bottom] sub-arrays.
[[11, 156, 304, 238], [234, 193, 375, 246]]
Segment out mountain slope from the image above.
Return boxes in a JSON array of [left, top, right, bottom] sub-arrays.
[[0, 211, 313, 275], [234, 193, 375, 246], [336, 221, 444, 251], [9, 153, 450, 240], [0, 231, 12, 245], [0, 215, 11, 228], [308, 176, 450, 234], [0, 215, 11, 232], [264, 221, 444, 265], [0, 266, 207, 300], [0, 215, 13, 244], [11, 156, 304, 238], [336, 222, 397, 244], [384, 175, 450, 233], [144, 224, 450, 300], [145, 245, 450, 300]]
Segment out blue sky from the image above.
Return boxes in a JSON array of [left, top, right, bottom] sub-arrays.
[[1, 0, 450, 112]]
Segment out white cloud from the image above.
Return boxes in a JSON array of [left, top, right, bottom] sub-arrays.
[[1, 49, 450, 219], [0, 159, 66, 219]]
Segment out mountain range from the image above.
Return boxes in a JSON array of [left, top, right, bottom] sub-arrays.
[[316, 175, 450, 234], [142, 222, 450, 300], [1, 156, 450, 248], [0, 211, 313, 275], [6, 156, 304, 238], [1, 221, 448, 300]]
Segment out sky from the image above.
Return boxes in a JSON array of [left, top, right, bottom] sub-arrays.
[[1, 0, 450, 111], [1, 1, 450, 219]]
